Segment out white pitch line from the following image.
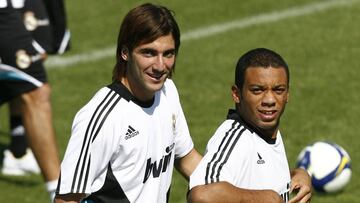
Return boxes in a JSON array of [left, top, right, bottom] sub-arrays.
[[46, 0, 358, 69]]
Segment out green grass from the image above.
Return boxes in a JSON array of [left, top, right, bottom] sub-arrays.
[[1, 0, 360, 202]]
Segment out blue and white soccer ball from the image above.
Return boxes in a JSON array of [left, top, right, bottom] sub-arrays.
[[296, 141, 351, 193]]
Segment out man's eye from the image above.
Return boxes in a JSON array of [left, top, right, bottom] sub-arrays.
[[274, 89, 286, 94], [141, 50, 156, 57], [164, 51, 175, 58], [251, 89, 262, 94]]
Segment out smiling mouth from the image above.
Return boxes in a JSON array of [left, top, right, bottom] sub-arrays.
[[259, 110, 277, 115], [148, 72, 166, 80], [258, 110, 278, 121]]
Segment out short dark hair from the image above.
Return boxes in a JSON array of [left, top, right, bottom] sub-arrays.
[[112, 3, 181, 81], [235, 48, 289, 90]]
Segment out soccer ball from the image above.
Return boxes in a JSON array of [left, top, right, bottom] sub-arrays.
[[296, 141, 351, 193]]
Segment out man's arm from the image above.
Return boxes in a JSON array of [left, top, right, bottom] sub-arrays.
[[187, 181, 283, 203], [289, 168, 312, 203], [54, 193, 86, 203], [175, 148, 202, 180], [187, 168, 312, 203]]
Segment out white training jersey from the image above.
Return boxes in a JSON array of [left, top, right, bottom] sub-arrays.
[[190, 110, 291, 202], [57, 79, 194, 203]]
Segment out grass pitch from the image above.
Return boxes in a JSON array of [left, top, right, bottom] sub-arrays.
[[1, 0, 359, 202]]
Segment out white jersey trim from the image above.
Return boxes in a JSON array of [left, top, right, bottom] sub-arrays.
[[0, 63, 43, 87]]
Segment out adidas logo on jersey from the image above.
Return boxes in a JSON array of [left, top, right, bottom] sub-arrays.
[[257, 152, 265, 164], [125, 125, 139, 140]]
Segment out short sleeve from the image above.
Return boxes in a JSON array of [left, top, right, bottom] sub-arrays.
[[190, 120, 248, 189], [57, 88, 121, 195], [189, 146, 236, 189]]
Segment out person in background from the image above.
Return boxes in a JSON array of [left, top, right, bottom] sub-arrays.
[[0, 0, 69, 201], [2, 0, 70, 179]]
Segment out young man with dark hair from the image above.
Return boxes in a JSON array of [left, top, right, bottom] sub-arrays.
[[55, 3, 202, 203], [188, 48, 312, 203]]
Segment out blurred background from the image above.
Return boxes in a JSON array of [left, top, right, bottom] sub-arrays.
[[0, 0, 359, 202]]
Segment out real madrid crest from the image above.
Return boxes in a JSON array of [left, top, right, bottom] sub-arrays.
[[16, 50, 31, 69], [172, 114, 176, 135], [23, 11, 38, 31]]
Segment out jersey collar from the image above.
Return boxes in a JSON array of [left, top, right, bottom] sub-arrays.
[[227, 109, 277, 144], [107, 82, 155, 108]]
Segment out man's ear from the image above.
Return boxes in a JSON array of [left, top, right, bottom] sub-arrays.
[[121, 46, 129, 61], [231, 85, 241, 103]]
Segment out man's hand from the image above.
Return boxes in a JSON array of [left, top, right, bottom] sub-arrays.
[[289, 168, 312, 203]]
